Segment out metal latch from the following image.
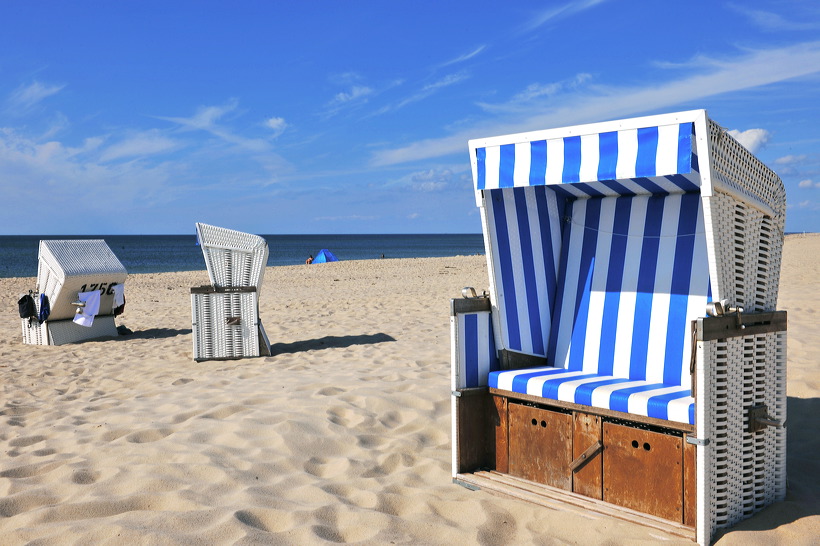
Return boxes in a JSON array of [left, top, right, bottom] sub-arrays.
[[569, 441, 603, 473], [748, 404, 785, 433]]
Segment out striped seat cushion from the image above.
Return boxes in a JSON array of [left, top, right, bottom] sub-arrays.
[[489, 366, 694, 425]]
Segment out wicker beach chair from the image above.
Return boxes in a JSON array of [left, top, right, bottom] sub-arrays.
[[191, 223, 271, 361], [21, 239, 128, 345], [450, 110, 787, 544]]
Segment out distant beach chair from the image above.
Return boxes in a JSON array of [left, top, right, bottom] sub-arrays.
[[191, 223, 271, 361], [450, 110, 787, 544], [21, 239, 128, 345]]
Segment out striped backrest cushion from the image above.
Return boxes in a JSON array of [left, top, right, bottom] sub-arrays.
[[484, 186, 566, 358], [546, 192, 710, 386]]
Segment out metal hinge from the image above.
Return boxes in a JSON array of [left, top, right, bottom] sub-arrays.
[[686, 436, 710, 446]]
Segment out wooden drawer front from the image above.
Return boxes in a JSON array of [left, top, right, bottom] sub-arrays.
[[603, 423, 684, 523], [508, 404, 572, 490]]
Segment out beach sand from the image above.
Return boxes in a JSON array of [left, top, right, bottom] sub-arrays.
[[1, 236, 818, 545]]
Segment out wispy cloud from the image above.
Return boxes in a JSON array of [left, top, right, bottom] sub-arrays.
[[521, 0, 609, 33], [439, 45, 487, 68], [6, 81, 65, 113], [157, 100, 271, 153], [100, 130, 182, 162], [729, 4, 820, 32], [477, 73, 592, 114], [371, 41, 820, 166], [775, 155, 808, 165], [396, 72, 469, 110]]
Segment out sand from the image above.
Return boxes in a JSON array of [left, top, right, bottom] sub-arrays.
[[0, 236, 817, 545]]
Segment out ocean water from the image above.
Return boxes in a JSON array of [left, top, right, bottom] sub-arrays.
[[0, 234, 485, 278]]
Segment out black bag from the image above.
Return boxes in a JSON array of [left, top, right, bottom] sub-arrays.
[[18, 293, 36, 326]]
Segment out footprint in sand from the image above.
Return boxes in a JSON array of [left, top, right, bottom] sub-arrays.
[[125, 428, 174, 443], [303, 456, 351, 478], [234, 508, 295, 533], [0, 460, 64, 479], [317, 386, 346, 396], [172, 378, 194, 386], [71, 469, 100, 484], [200, 405, 245, 420], [9, 435, 47, 447]]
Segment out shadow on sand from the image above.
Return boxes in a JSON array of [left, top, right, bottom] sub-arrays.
[[269, 333, 396, 355]]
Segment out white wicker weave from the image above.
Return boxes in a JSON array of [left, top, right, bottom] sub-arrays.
[[195, 223, 268, 294], [22, 240, 127, 346], [191, 288, 262, 361]]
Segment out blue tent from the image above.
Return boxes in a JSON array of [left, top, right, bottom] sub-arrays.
[[313, 249, 338, 263]]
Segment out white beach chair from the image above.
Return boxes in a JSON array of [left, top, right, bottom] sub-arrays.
[[450, 110, 787, 544], [22, 239, 128, 345], [191, 223, 271, 361]]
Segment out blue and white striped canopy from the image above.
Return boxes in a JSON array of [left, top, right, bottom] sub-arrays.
[[474, 122, 699, 198]]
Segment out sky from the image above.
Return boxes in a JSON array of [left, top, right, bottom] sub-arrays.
[[1, 1, 819, 235]]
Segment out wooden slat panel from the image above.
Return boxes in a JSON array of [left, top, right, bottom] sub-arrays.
[[508, 403, 572, 490], [603, 423, 684, 523], [683, 436, 697, 527], [455, 391, 494, 473], [492, 395, 509, 473], [573, 412, 603, 499]]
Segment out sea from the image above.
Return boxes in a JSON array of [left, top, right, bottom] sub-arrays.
[[0, 234, 485, 278]]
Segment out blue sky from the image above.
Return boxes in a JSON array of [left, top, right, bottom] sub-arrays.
[[1, 1, 819, 234]]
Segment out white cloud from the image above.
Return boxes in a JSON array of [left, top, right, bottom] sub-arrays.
[[264, 117, 287, 138], [6, 81, 65, 112], [729, 4, 820, 32], [0, 127, 179, 222], [158, 99, 239, 131], [100, 131, 181, 162], [439, 45, 487, 68], [157, 100, 271, 153], [521, 0, 609, 33], [728, 128, 770, 154], [393, 72, 469, 111], [372, 41, 820, 166], [775, 154, 808, 165], [478, 73, 592, 114], [329, 86, 373, 106], [798, 179, 819, 188]]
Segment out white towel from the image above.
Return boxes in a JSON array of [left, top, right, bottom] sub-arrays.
[[112, 283, 125, 309], [74, 290, 101, 327]]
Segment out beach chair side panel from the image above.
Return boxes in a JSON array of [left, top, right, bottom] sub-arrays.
[[191, 288, 260, 361], [450, 299, 498, 476], [696, 322, 787, 544]]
